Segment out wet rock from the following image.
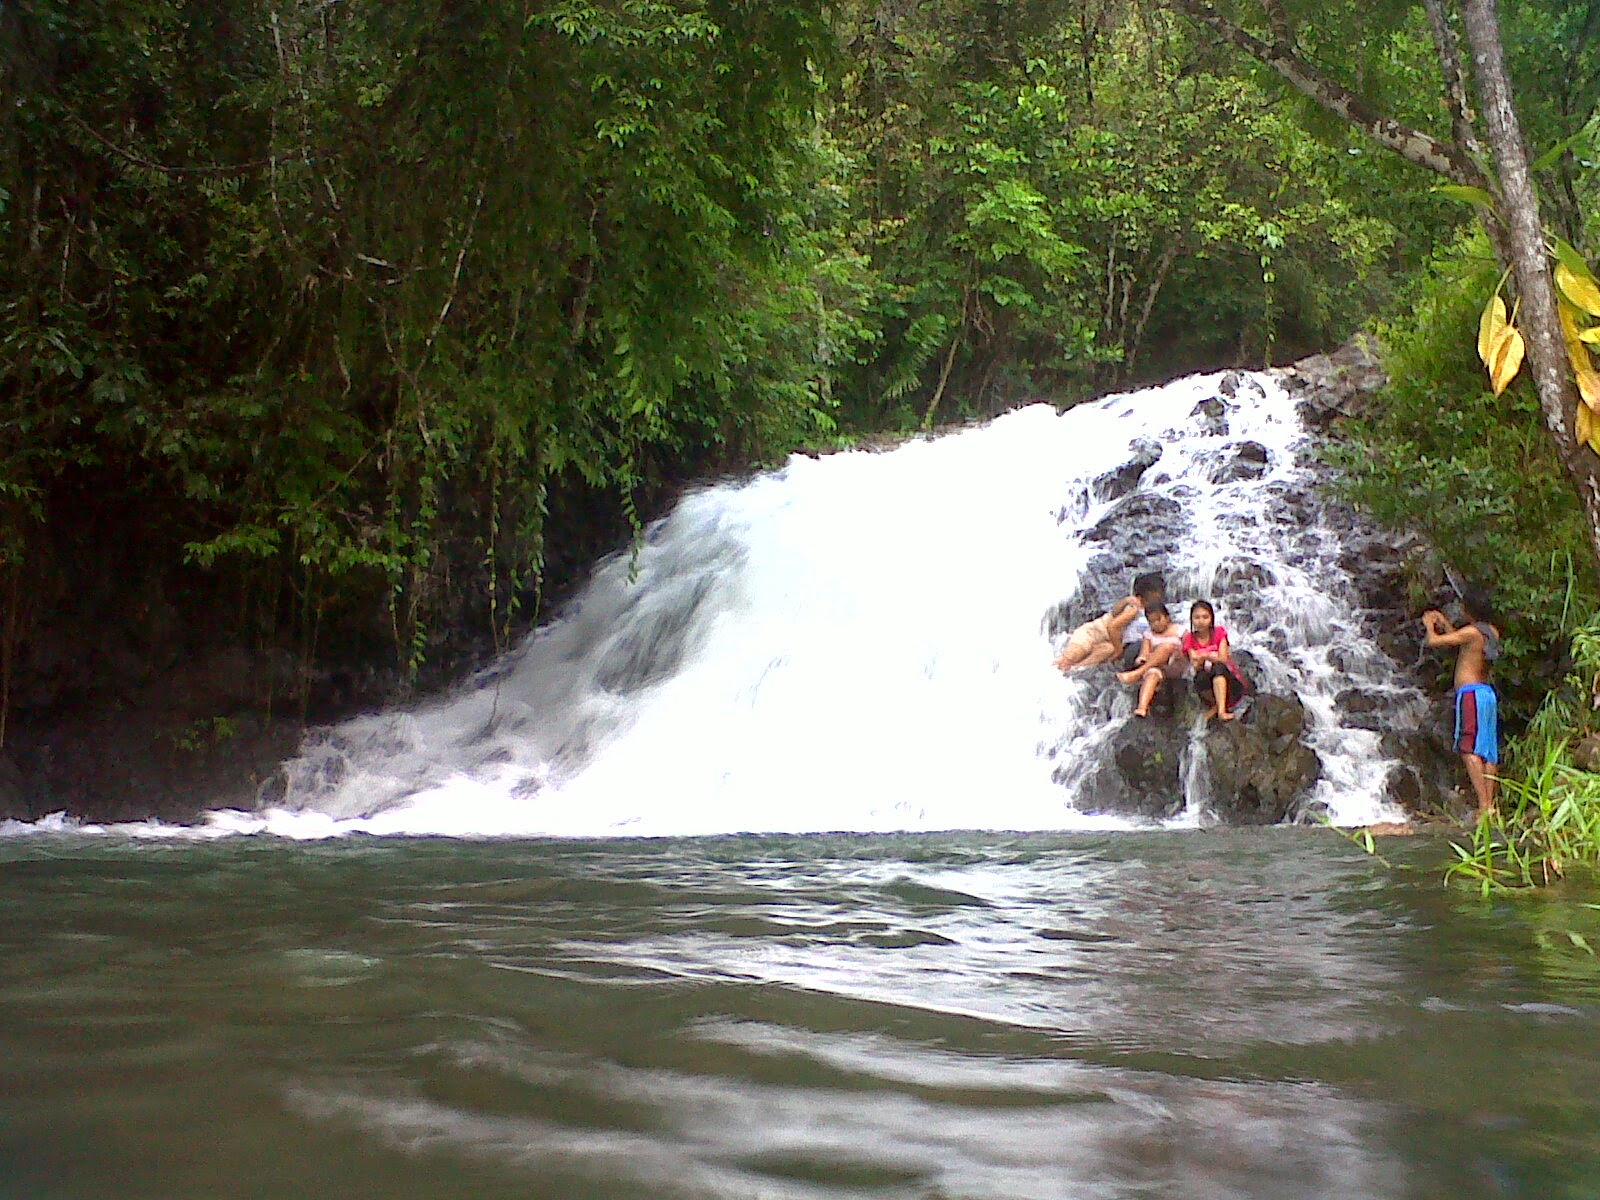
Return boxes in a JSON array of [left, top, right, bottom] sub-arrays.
[[1211, 441, 1270, 483], [1335, 687, 1387, 731], [1191, 397, 1229, 436], [1203, 692, 1322, 824], [1075, 714, 1191, 820], [1380, 728, 1469, 818], [1092, 439, 1163, 502], [1084, 493, 1184, 547]]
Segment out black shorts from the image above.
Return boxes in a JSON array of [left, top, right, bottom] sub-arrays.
[[1193, 662, 1245, 707]]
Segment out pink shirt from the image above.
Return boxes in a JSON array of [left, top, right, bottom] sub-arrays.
[[1181, 625, 1229, 656]]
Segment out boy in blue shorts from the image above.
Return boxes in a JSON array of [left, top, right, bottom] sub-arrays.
[[1422, 588, 1501, 817]]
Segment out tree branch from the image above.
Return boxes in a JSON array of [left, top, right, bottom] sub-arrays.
[[1160, 0, 1485, 186]]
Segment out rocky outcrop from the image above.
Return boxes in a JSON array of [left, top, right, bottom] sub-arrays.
[[1202, 693, 1321, 824], [1073, 692, 1324, 825]]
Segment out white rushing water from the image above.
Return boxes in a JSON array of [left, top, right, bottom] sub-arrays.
[[131, 368, 1411, 840]]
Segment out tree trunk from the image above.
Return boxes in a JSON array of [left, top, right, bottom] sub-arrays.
[[1459, 0, 1600, 570]]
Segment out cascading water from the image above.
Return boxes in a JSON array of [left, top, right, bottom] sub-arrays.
[[220, 369, 1422, 838]]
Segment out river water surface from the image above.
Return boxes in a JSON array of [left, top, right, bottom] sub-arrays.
[[5, 828, 1600, 1199]]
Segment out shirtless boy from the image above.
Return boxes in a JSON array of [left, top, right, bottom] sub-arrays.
[[1055, 595, 1144, 671], [1422, 588, 1501, 817]]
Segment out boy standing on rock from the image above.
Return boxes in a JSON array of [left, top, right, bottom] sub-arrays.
[[1422, 588, 1501, 818]]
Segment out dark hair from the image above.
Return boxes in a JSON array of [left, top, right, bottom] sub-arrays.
[[1461, 586, 1496, 623], [1146, 602, 1170, 620], [1132, 571, 1166, 600], [1189, 599, 1215, 623]]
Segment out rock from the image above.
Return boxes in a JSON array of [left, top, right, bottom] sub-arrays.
[[1281, 334, 1388, 426], [1191, 397, 1229, 436], [1571, 732, 1600, 773], [1335, 687, 1387, 731], [1380, 728, 1469, 818], [1211, 440, 1270, 483], [1202, 692, 1322, 824], [1092, 438, 1163, 502], [1075, 714, 1191, 820]]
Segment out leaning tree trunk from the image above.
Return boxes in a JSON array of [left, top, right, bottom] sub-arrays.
[[1459, 0, 1600, 571]]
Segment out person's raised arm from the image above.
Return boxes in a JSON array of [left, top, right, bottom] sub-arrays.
[[1422, 609, 1480, 649]]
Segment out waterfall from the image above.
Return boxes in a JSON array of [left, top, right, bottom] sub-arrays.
[[220, 370, 1419, 838]]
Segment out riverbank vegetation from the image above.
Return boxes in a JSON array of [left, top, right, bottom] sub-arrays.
[[2, 0, 1599, 826]]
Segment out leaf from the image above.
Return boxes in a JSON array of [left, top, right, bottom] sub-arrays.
[[1577, 366, 1600, 412], [1568, 930, 1594, 955], [1437, 184, 1496, 210], [1556, 263, 1600, 317], [1552, 235, 1594, 281], [1580, 326, 1600, 345], [1578, 399, 1594, 445], [1489, 323, 1525, 395], [1478, 293, 1508, 366]]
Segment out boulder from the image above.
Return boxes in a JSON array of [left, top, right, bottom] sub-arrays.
[[1210, 440, 1270, 483], [1381, 728, 1471, 819], [1202, 692, 1322, 824], [1073, 713, 1191, 820], [1191, 396, 1229, 436], [1092, 438, 1163, 502]]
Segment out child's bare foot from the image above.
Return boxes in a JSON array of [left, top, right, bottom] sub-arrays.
[[1218, 708, 1237, 721], [1132, 708, 1149, 718]]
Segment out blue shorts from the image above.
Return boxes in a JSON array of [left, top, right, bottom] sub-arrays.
[[1453, 683, 1499, 766]]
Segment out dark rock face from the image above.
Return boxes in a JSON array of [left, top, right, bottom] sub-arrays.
[[1209, 441, 1270, 483], [1286, 334, 1388, 427], [1092, 438, 1163, 502], [1203, 693, 1321, 824], [1073, 713, 1191, 821], [1381, 727, 1471, 820]]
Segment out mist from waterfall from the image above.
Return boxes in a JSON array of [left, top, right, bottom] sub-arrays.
[[202, 370, 1415, 838]]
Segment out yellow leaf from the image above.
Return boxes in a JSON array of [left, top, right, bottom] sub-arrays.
[[1579, 366, 1600, 412], [1478, 293, 1508, 366], [1581, 325, 1600, 345], [1580, 401, 1594, 444], [1489, 323, 1525, 395], [1556, 263, 1600, 317]]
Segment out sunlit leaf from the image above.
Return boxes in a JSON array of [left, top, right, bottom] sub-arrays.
[[1578, 400, 1594, 444], [1478, 293, 1507, 366], [1436, 184, 1496, 210], [1568, 930, 1594, 954], [1580, 326, 1600, 345], [1489, 324, 1525, 395], [1578, 366, 1600, 412], [1552, 235, 1596, 281], [1557, 262, 1600, 317]]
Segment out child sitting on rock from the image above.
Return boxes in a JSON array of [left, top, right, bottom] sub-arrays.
[[1117, 603, 1188, 717]]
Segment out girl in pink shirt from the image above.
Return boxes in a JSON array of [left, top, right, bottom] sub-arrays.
[[1182, 600, 1247, 720]]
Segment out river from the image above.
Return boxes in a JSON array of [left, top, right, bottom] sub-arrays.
[[5, 827, 1600, 1199]]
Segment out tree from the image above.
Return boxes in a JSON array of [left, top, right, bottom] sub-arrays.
[[1159, 0, 1600, 570]]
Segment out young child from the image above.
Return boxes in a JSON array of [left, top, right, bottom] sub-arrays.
[[1119, 571, 1168, 672], [1055, 594, 1144, 671], [1422, 588, 1501, 817], [1182, 599, 1247, 721], [1117, 603, 1187, 717]]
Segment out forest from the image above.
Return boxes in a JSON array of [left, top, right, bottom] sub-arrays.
[[3, 1, 1600, 858]]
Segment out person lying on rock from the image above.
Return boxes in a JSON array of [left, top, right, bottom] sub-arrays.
[[1117, 603, 1188, 717], [1055, 595, 1144, 671], [1421, 588, 1500, 818], [1182, 599, 1248, 721]]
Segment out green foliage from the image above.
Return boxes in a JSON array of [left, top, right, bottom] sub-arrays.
[[1330, 229, 1596, 721]]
